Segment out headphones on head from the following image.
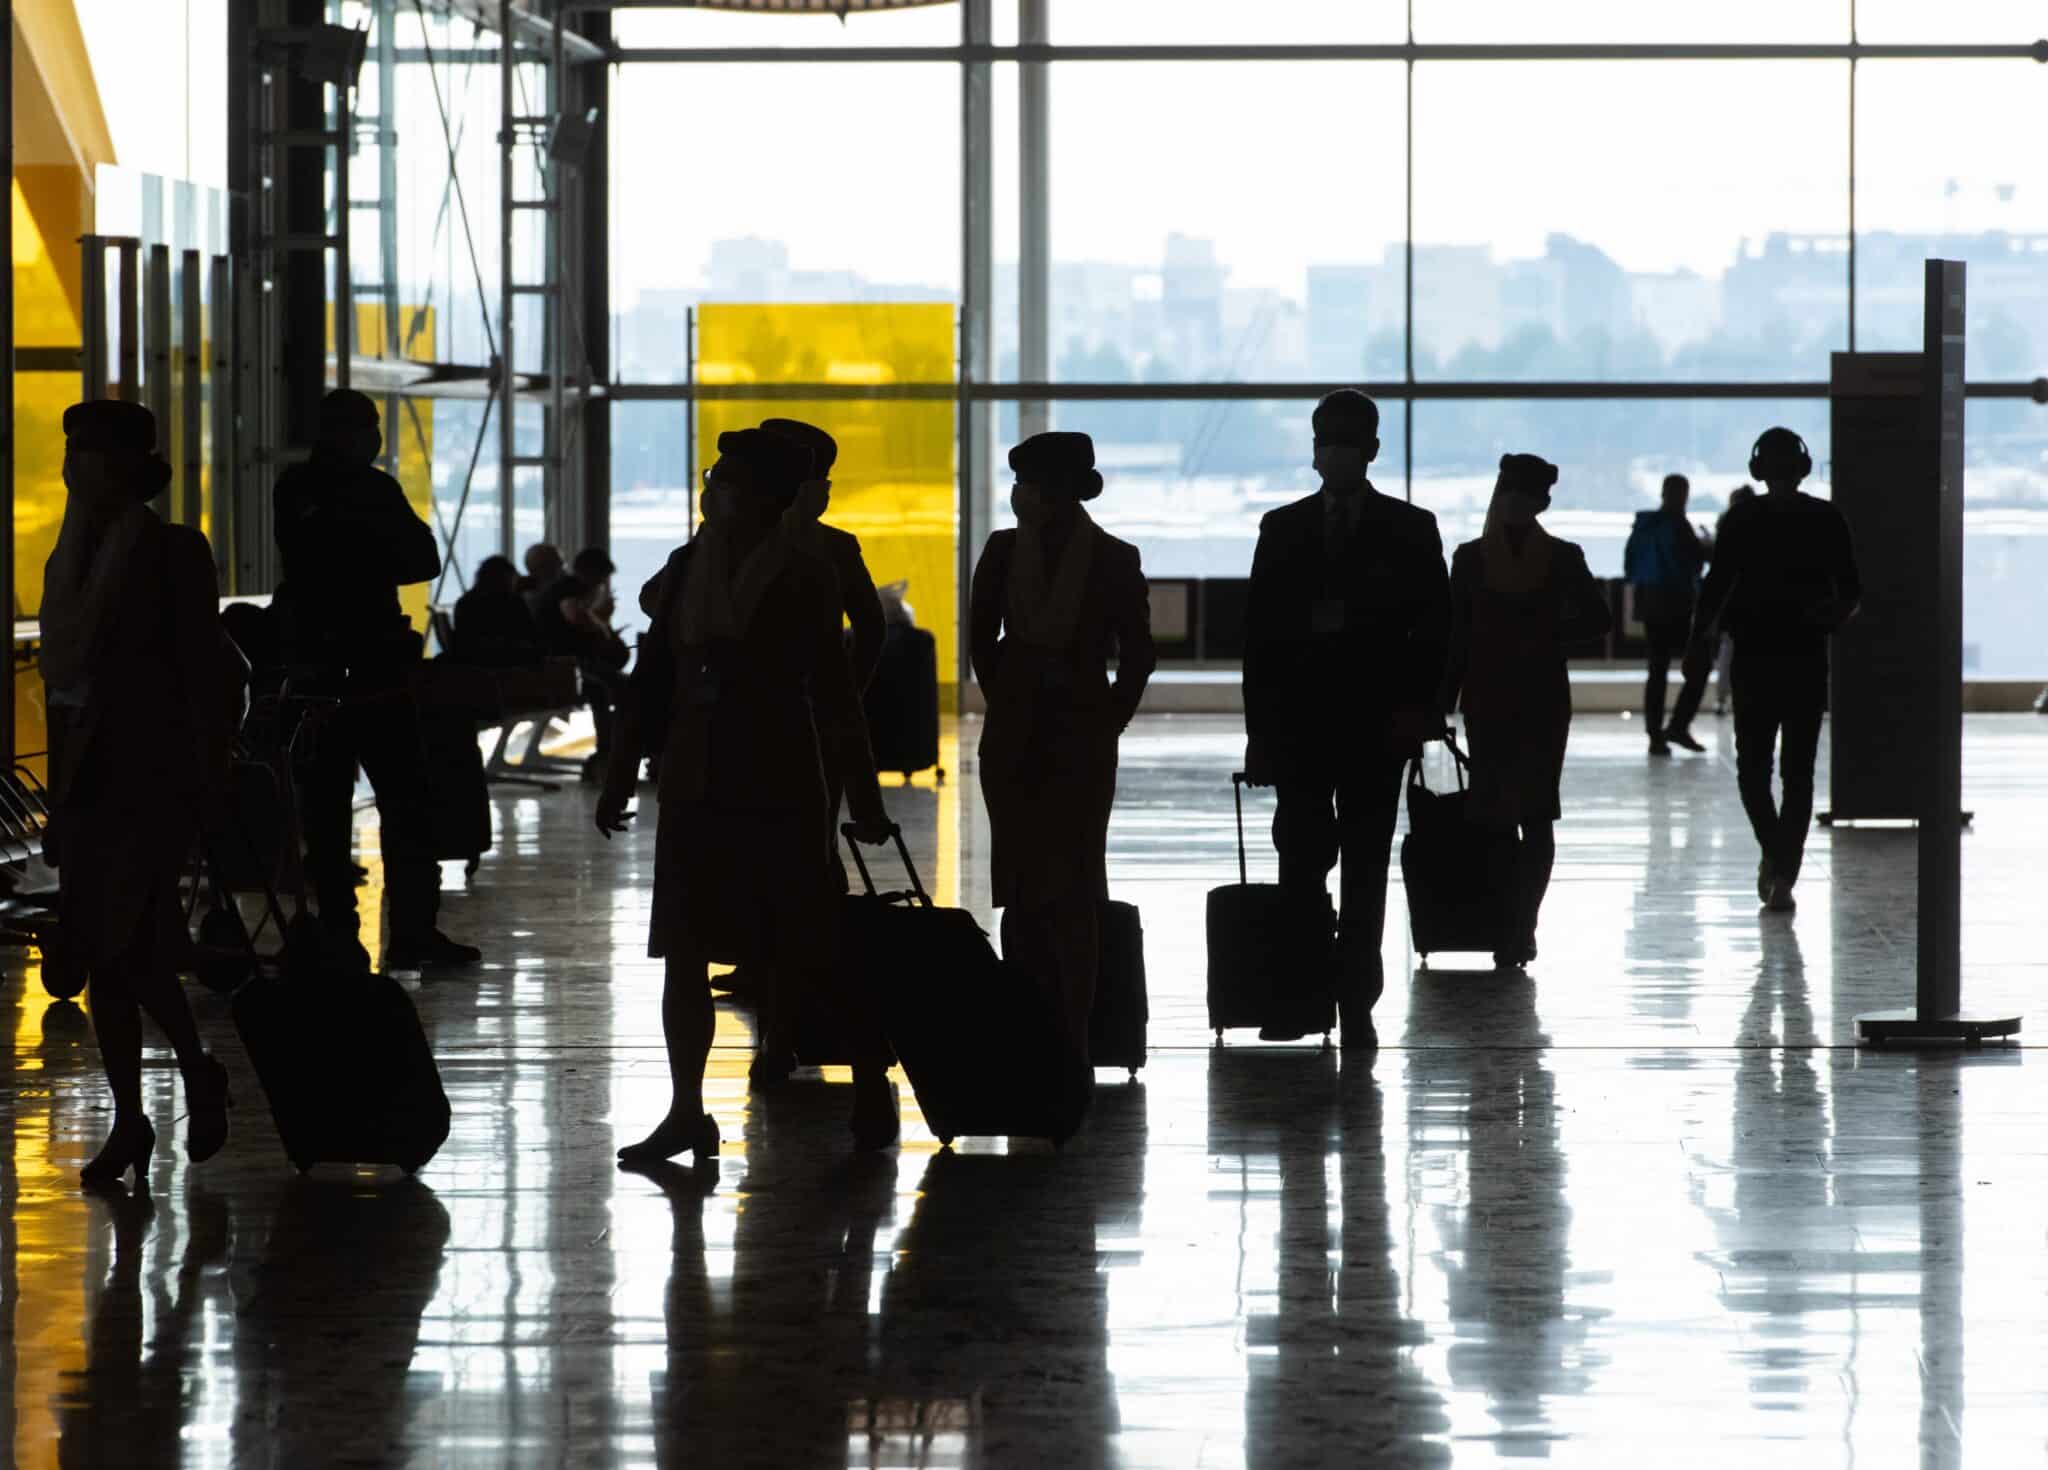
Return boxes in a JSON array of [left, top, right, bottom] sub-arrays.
[[1748, 427, 1812, 481]]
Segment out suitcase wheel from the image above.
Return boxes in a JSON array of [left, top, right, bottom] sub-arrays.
[[290, 1155, 314, 1175], [1212, 1029, 1223, 1047], [937, 1136, 955, 1150], [1127, 1068, 1139, 1082], [1321, 1033, 1333, 1051]]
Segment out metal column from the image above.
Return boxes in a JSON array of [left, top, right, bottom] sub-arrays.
[[145, 245, 174, 513], [180, 250, 205, 528], [1017, 0, 1051, 441], [960, 0, 995, 688]]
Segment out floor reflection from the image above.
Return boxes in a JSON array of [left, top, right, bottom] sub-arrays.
[[3, 715, 2046, 1467]]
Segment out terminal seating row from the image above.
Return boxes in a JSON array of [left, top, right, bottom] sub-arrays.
[[425, 608, 587, 790], [1146, 575, 1667, 663]]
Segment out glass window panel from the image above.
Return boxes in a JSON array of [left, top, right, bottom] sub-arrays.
[[1413, 62, 1849, 380], [994, 396, 1407, 580], [1856, 2, 2047, 43], [610, 401, 696, 641], [610, 64, 959, 385], [1417, 0, 1845, 43], [1964, 398, 2048, 678], [1050, 1, 1405, 44], [1854, 61, 2048, 379], [1044, 63, 1406, 383], [614, 8, 961, 47], [1411, 398, 1830, 578], [696, 304, 960, 689]]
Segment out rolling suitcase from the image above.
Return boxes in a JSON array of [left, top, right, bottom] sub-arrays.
[[846, 825, 1084, 1147], [1090, 899, 1149, 1078], [1204, 773, 1335, 1044], [863, 625, 943, 780], [1399, 736, 1519, 962], [232, 967, 452, 1175]]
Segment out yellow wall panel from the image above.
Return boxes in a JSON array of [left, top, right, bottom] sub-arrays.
[[695, 303, 957, 691]]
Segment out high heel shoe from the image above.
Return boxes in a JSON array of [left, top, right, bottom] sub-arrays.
[[850, 1075, 901, 1152], [80, 1114, 156, 1188], [183, 1055, 233, 1164], [618, 1111, 719, 1168]]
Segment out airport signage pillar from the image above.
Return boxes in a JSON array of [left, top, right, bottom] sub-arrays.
[[1857, 259, 2020, 1047]]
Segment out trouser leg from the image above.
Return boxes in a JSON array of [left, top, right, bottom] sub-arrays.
[[1774, 667, 1827, 885], [1731, 655, 1788, 866], [1332, 756, 1404, 1013], [302, 708, 363, 933], [1667, 630, 1710, 734], [354, 688, 441, 947], [1643, 620, 1675, 734]]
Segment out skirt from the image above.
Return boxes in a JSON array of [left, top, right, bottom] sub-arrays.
[[650, 800, 837, 971], [1463, 713, 1569, 828]]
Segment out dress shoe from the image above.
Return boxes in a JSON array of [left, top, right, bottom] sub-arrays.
[[182, 1055, 233, 1164], [81, 1115, 155, 1189], [385, 931, 483, 971], [1665, 726, 1706, 753]]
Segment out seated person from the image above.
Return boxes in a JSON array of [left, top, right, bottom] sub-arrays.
[[450, 554, 542, 666], [536, 547, 629, 779], [519, 542, 564, 615]]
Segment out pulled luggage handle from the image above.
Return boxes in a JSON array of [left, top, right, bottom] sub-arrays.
[[1230, 772, 1256, 886], [841, 822, 935, 909], [1407, 731, 1473, 795]]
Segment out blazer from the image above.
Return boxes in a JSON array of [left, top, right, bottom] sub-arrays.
[[618, 539, 881, 823], [1243, 487, 1451, 743], [1442, 535, 1613, 724], [969, 526, 1157, 733]]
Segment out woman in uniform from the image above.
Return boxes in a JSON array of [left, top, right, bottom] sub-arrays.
[[41, 401, 237, 1187], [1441, 453, 1612, 971], [598, 429, 895, 1160], [970, 431, 1155, 1097]]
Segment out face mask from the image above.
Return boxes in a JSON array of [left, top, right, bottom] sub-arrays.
[[1314, 445, 1366, 488], [700, 480, 738, 526], [793, 479, 830, 523], [1011, 483, 1053, 528]]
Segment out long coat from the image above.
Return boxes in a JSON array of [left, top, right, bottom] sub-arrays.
[[45, 515, 229, 970], [970, 525, 1155, 911]]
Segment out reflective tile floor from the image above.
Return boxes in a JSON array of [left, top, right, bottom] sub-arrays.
[[4, 714, 2045, 1467]]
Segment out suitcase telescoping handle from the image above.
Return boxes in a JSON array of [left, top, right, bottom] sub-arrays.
[[841, 822, 935, 909], [1230, 772, 1252, 885]]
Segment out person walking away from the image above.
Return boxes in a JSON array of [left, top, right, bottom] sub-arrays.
[[597, 429, 898, 1159], [40, 402, 237, 1186], [272, 388, 480, 972], [1624, 473, 1708, 755], [1710, 484, 1756, 714], [1690, 429, 1860, 913], [971, 431, 1155, 1102], [1242, 390, 1450, 1049], [1442, 454, 1614, 970]]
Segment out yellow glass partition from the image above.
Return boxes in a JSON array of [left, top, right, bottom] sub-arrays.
[[695, 303, 958, 698]]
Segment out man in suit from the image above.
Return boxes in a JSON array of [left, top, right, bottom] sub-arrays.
[[1243, 390, 1451, 1047]]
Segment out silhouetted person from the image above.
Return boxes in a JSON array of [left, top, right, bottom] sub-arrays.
[[519, 540, 564, 613], [970, 430, 1155, 1093], [449, 553, 541, 666], [1243, 390, 1450, 1047], [761, 418, 887, 850], [1626, 472, 1708, 755], [536, 546, 629, 781], [597, 429, 895, 1161], [1711, 484, 1757, 714], [1442, 454, 1613, 970], [1692, 428, 1861, 912], [39, 401, 235, 1187], [272, 388, 480, 971]]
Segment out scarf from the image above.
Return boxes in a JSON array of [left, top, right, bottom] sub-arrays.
[[39, 493, 155, 708], [1480, 499, 1554, 598], [1007, 505, 1100, 651], [675, 518, 791, 648]]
